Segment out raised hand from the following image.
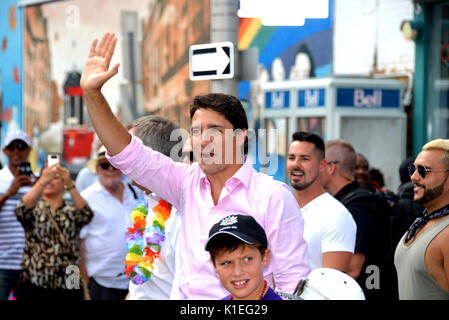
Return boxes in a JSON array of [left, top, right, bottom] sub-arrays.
[[39, 165, 60, 186], [7, 174, 32, 197], [80, 32, 120, 91], [55, 166, 73, 189], [80, 32, 131, 157]]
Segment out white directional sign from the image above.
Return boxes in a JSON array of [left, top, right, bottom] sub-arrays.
[[189, 42, 234, 81]]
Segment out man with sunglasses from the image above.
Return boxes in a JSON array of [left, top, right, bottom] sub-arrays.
[[395, 139, 449, 300], [0, 130, 34, 300], [79, 146, 140, 300]]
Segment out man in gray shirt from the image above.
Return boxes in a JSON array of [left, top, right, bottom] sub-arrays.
[[395, 138, 449, 299]]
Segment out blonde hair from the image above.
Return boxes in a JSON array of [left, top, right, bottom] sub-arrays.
[[422, 139, 449, 168]]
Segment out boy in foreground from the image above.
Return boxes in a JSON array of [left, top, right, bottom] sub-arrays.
[[205, 215, 283, 300]]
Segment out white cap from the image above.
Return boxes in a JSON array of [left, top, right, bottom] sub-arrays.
[[298, 268, 365, 300], [4, 130, 31, 148]]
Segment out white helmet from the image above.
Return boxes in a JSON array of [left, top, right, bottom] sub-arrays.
[[275, 268, 365, 300], [298, 268, 365, 300]]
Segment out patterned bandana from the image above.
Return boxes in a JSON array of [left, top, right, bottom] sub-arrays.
[[405, 204, 449, 243]]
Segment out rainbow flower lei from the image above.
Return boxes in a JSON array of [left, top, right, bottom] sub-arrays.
[[124, 196, 171, 285]]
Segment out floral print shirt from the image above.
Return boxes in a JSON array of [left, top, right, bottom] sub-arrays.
[[15, 200, 93, 289]]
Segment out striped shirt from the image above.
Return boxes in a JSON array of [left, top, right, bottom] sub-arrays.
[[0, 166, 32, 270]]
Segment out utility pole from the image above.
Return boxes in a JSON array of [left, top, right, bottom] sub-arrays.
[[210, 0, 239, 96]]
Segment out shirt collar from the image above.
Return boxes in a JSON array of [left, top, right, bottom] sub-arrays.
[[334, 180, 360, 200], [229, 157, 252, 188], [198, 157, 252, 189], [96, 180, 128, 197]]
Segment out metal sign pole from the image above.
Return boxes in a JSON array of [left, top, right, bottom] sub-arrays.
[[210, 0, 239, 96]]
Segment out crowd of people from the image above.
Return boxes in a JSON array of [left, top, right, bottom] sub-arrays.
[[0, 32, 448, 301]]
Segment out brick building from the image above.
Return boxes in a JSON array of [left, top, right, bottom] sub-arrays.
[[141, 0, 210, 130]]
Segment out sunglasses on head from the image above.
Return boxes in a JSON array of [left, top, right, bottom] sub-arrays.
[[408, 164, 449, 179], [6, 142, 28, 151], [99, 162, 116, 170]]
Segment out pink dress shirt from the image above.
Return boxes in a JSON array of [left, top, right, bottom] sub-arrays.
[[107, 135, 310, 299]]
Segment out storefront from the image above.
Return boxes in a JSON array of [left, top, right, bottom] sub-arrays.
[[410, 0, 449, 153]]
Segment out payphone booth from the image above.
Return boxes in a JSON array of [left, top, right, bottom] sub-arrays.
[[259, 77, 407, 191]]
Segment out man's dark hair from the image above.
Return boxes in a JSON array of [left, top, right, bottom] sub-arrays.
[[399, 156, 415, 184], [369, 168, 385, 187], [132, 115, 182, 161], [189, 93, 248, 154], [291, 131, 325, 160], [208, 235, 266, 267]]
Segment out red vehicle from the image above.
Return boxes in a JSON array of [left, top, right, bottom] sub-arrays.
[[62, 71, 95, 172], [62, 128, 94, 166]]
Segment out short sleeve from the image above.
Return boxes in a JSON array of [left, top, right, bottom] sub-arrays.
[[74, 204, 94, 228], [265, 184, 310, 293], [14, 201, 35, 229], [79, 223, 89, 239], [320, 210, 357, 254]]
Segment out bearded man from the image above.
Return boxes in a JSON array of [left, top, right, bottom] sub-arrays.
[[395, 139, 449, 300], [287, 132, 356, 272]]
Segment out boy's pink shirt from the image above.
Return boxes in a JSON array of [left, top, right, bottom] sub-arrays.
[[107, 135, 310, 299]]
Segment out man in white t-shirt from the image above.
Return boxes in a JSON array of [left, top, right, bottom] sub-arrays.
[[287, 131, 356, 271]]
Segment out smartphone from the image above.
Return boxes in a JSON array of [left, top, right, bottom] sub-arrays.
[[47, 153, 60, 168], [19, 161, 32, 177]]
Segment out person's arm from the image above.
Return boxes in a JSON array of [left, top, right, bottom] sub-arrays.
[[0, 193, 10, 209], [320, 206, 357, 273], [80, 32, 130, 156], [21, 180, 46, 209], [22, 166, 58, 209], [347, 253, 366, 279], [441, 233, 449, 292], [58, 166, 87, 210], [322, 252, 353, 273], [266, 184, 310, 294], [107, 136, 188, 211], [0, 168, 32, 209], [82, 33, 189, 209], [79, 239, 90, 289], [344, 204, 373, 280]]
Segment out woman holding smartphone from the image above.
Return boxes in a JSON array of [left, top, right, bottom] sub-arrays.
[[14, 162, 93, 300]]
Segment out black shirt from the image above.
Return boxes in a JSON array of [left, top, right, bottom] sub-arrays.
[[335, 181, 376, 255], [335, 180, 394, 300]]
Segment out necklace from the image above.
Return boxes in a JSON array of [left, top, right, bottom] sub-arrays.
[[124, 196, 171, 285], [228, 280, 268, 300]]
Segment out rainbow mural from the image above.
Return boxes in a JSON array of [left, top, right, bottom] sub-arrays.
[[237, 0, 334, 103], [0, 0, 23, 166], [238, 1, 333, 182]]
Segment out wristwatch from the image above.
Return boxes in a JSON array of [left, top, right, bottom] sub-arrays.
[[64, 181, 76, 191]]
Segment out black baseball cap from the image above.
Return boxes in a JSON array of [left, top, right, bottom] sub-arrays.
[[204, 214, 268, 251]]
